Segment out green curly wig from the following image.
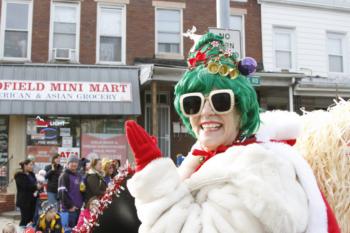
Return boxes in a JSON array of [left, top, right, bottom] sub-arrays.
[[174, 32, 260, 138]]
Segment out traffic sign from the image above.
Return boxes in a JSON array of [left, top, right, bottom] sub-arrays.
[[248, 75, 261, 86], [208, 27, 242, 57]]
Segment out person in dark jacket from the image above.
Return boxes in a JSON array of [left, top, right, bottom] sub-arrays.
[[85, 158, 107, 202], [44, 154, 63, 205], [57, 154, 84, 228], [14, 159, 41, 227]]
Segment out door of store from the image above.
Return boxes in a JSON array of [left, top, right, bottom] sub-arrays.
[[145, 105, 171, 157]]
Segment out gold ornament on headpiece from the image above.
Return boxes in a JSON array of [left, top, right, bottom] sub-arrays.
[[207, 62, 219, 74], [218, 64, 230, 76], [229, 69, 239, 80]]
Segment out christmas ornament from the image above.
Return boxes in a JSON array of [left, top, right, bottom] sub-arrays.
[[238, 57, 257, 75]]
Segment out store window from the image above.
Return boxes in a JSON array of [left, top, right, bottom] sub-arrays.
[[97, 4, 126, 64], [26, 116, 80, 169], [0, 0, 33, 60], [0, 117, 9, 190], [81, 118, 127, 163]]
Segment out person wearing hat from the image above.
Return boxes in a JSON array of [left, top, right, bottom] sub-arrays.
[[125, 32, 340, 233], [35, 201, 63, 233], [45, 154, 63, 206], [57, 154, 84, 228]]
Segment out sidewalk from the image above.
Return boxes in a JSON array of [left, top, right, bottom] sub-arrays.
[[0, 210, 21, 232]]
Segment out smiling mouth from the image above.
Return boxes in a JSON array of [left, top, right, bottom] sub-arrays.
[[200, 123, 222, 131]]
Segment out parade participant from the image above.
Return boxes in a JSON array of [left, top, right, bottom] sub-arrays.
[[45, 154, 63, 205], [85, 158, 107, 202], [2, 223, 17, 233], [102, 159, 114, 184], [76, 196, 99, 229], [14, 159, 41, 227], [125, 33, 340, 233], [58, 154, 84, 228], [35, 201, 63, 233]]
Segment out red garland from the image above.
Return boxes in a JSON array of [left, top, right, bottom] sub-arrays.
[[72, 166, 134, 233]]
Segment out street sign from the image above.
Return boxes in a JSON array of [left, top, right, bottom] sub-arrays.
[[208, 27, 242, 57], [248, 75, 261, 86]]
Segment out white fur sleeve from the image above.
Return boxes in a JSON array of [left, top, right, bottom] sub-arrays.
[[227, 144, 309, 233], [127, 144, 310, 233], [127, 158, 196, 233]]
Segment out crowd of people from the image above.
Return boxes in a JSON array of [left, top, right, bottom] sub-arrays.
[[12, 154, 120, 233]]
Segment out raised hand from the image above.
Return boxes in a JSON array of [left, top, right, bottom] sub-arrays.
[[125, 120, 162, 172]]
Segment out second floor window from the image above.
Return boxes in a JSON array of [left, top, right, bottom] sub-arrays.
[[273, 27, 294, 70], [230, 14, 244, 57], [156, 8, 181, 54], [0, 0, 32, 59], [327, 32, 344, 73], [97, 5, 125, 64], [50, 3, 79, 61]]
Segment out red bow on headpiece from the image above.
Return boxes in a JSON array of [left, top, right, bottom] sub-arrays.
[[188, 51, 207, 68]]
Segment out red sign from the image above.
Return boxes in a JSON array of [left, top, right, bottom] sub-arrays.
[[35, 116, 68, 127], [27, 146, 58, 163], [81, 134, 128, 163]]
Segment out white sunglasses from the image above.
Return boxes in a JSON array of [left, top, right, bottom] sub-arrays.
[[180, 89, 235, 117]]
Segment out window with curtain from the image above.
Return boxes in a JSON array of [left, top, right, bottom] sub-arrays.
[[2, 1, 30, 58], [327, 33, 344, 73], [156, 9, 181, 54], [274, 27, 294, 69], [52, 4, 77, 50], [98, 6, 123, 62]]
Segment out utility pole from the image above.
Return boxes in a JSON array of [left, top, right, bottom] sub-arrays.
[[216, 0, 230, 29]]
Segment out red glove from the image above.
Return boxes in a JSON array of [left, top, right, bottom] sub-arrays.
[[125, 120, 162, 172]]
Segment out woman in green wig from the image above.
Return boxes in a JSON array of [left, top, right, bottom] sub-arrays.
[[124, 33, 339, 233]]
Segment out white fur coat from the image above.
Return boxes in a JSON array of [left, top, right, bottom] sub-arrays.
[[127, 112, 328, 233]]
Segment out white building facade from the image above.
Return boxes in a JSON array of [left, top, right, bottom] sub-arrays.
[[259, 0, 350, 109]]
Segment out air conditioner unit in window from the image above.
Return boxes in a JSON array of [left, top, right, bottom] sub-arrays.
[[53, 48, 72, 60]]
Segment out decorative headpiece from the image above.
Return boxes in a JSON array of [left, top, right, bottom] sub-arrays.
[[41, 201, 57, 214], [184, 29, 257, 79]]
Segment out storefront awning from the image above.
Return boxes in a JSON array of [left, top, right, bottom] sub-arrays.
[[0, 64, 141, 115], [294, 76, 350, 97]]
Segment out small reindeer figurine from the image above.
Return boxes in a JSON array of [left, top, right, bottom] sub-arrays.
[[183, 26, 202, 52]]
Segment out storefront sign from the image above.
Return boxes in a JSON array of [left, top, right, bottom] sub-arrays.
[[39, 128, 58, 140], [58, 147, 80, 165], [35, 116, 70, 128], [81, 134, 127, 162], [27, 146, 59, 170], [0, 80, 132, 102], [60, 128, 71, 137], [62, 137, 73, 147]]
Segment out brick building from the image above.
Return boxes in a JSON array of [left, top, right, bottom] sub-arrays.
[[0, 0, 270, 205]]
